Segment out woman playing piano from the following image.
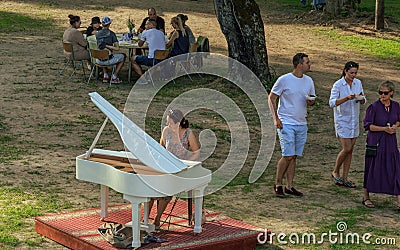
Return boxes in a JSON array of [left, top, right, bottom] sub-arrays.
[[161, 109, 200, 161], [148, 109, 200, 229]]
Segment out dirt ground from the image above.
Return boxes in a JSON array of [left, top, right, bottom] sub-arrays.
[[0, 0, 399, 249]]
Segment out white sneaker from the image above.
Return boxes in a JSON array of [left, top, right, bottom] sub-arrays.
[[110, 77, 122, 84], [87, 64, 92, 71]]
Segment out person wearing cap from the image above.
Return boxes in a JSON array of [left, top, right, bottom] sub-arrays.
[[63, 14, 92, 70], [95, 16, 126, 84], [131, 20, 165, 80], [86, 16, 102, 37], [148, 109, 200, 229], [138, 7, 165, 34]]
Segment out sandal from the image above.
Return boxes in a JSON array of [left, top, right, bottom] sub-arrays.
[[342, 181, 356, 188], [331, 174, 344, 186], [362, 198, 375, 208]]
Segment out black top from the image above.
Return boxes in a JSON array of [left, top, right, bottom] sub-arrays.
[[170, 30, 190, 57], [140, 16, 165, 33], [86, 26, 102, 36]]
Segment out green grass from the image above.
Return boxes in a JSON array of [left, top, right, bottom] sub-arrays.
[[0, 187, 73, 247], [0, 115, 27, 163], [313, 0, 400, 65], [0, 11, 54, 33], [313, 28, 400, 65], [0, 1, 399, 248], [269, 0, 400, 67], [358, 0, 400, 24]]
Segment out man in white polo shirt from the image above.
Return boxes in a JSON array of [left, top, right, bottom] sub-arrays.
[[268, 53, 316, 198], [131, 20, 165, 77]]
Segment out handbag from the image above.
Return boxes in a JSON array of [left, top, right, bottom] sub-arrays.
[[98, 222, 134, 248], [365, 144, 377, 157], [365, 118, 388, 157]]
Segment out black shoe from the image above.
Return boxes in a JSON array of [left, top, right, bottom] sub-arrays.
[[274, 185, 285, 198], [284, 187, 303, 197]]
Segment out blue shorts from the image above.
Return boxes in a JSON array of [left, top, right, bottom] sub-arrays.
[[134, 55, 158, 66], [277, 124, 308, 156]]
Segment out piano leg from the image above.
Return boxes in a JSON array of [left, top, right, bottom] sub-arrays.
[[123, 195, 149, 248], [100, 185, 109, 220], [193, 187, 205, 234]]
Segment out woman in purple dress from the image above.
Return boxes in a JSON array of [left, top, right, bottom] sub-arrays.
[[363, 80, 400, 211]]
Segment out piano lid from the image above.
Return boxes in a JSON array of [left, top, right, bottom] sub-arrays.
[[88, 92, 188, 174]]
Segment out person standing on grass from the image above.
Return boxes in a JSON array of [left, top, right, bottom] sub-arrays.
[[329, 61, 366, 188], [362, 80, 400, 211], [95, 16, 126, 84], [268, 53, 316, 198]]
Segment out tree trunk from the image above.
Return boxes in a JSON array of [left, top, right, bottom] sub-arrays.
[[325, 0, 357, 16], [215, 0, 271, 88], [375, 0, 385, 30]]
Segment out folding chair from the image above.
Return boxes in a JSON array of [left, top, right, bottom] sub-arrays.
[[86, 36, 102, 84], [153, 49, 170, 65], [60, 41, 86, 81], [174, 43, 202, 81], [88, 49, 116, 86], [186, 42, 203, 78], [147, 49, 173, 87]]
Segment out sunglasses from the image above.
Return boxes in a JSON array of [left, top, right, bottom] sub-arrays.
[[378, 90, 391, 95]]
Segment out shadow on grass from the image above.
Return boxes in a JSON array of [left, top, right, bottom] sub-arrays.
[[0, 11, 55, 33]]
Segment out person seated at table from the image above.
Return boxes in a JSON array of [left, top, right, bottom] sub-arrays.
[[167, 16, 190, 57], [177, 14, 195, 44], [138, 8, 165, 34], [86, 16, 102, 37], [63, 14, 92, 70], [131, 20, 165, 77], [95, 16, 126, 84]]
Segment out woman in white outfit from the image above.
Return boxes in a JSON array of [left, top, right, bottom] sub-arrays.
[[329, 61, 366, 188]]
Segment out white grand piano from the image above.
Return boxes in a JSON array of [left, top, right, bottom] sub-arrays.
[[76, 92, 212, 248]]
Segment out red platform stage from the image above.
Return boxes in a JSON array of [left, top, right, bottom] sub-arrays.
[[35, 200, 261, 249]]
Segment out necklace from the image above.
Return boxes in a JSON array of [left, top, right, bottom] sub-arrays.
[[383, 101, 390, 112]]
